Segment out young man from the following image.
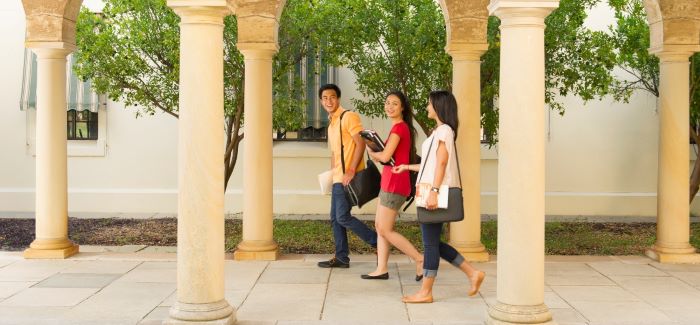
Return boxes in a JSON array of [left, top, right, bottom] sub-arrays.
[[317, 84, 378, 268]]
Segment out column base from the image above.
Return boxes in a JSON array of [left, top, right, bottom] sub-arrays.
[[165, 300, 235, 325], [645, 248, 700, 264], [233, 240, 279, 261], [487, 302, 556, 325], [460, 251, 490, 262], [23, 239, 79, 259], [451, 242, 490, 262]]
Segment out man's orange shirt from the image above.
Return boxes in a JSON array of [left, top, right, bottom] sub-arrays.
[[328, 107, 366, 183]]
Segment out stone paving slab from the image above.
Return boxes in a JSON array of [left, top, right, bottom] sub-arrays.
[[79, 245, 148, 253], [667, 271, 700, 287], [570, 300, 674, 324], [62, 281, 175, 324], [0, 281, 34, 299], [0, 251, 698, 324], [0, 259, 77, 281], [0, 306, 71, 325], [138, 246, 178, 254], [114, 261, 176, 283], [58, 260, 142, 274], [551, 285, 641, 302], [405, 298, 488, 323], [35, 272, 119, 288], [661, 308, 700, 325], [224, 261, 268, 291], [139, 306, 170, 325], [550, 308, 589, 325], [587, 261, 669, 277], [237, 283, 327, 321], [258, 265, 330, 284], [0, 287, 100, 307], [0, 259, 15, 268]]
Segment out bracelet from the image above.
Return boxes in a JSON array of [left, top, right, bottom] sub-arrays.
[[430, 187, 440, 193], [347, 168, 356, 174]]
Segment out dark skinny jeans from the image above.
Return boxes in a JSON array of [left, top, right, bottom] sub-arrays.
[[421, 222, 465, 277]]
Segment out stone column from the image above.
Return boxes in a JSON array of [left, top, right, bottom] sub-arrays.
[[447, 43, 489, 262], [166, 3, 234, 324], [487, 1, 559, 324], [646, 47, 700, 264], [233, 43, 279, 261], [24, 45, 79, 259]]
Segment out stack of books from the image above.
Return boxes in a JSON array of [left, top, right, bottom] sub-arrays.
[[360, 129, 395, 166]]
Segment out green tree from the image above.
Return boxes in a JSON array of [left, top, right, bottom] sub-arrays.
[[327, 0, 451, 136], [607, 0, 700, 202], [327, 0, 616, 144], [74, 0, 327, 189]]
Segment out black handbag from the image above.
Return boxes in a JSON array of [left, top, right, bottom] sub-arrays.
[[416, 131, 464, 224], [339, 111, 381, 208]]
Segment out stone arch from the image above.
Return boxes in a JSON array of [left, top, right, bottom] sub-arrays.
[[643, 0, 700, 52], [236, 0, 287, 45], [22, 0, 83, 46], [438, 0, 490, 46], [266, 0, 490, 48]]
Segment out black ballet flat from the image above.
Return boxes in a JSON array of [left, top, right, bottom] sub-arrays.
[[415, 274, 423, 281], [361, 273, 389, 280]]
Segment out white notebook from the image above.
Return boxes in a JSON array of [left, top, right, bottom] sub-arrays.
[[414, 183, 449, 209], [318, 170, 333, 195]]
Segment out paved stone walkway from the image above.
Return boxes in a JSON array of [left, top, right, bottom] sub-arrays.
[[0, 249, 699, 325]]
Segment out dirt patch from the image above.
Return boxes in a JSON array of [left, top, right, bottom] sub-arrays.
[[1, 218, 697, 255]]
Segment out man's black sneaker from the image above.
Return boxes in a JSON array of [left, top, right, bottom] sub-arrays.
[[317, 257, 350, 268]]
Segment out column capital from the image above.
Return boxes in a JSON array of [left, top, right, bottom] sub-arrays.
[[488, 0, 559, 26], [237, 42, 279, 59], [26, 42, 75, 55], [650, 44, 700, 62], [446, 43, 488, 61], [167, 1, 232, 24], [30, 48, 72, 60]]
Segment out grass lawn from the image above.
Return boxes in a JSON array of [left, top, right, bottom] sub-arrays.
[[0, 218, 698, 255]]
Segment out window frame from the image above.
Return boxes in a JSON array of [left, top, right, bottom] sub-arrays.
[[67, 109, 99, 141], [26, 104, 108, 157], [273, 48, 335, 142]]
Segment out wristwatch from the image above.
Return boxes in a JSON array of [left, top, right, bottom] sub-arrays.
[[430, 187, 440, 193]]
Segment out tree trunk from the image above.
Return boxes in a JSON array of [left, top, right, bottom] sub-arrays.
[[224, 100, 245, 190], [415, 119, 431, 137], [689, 126, 700, 203]]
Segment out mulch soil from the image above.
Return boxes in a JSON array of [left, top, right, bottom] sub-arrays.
[[0, 218, 696, 255]]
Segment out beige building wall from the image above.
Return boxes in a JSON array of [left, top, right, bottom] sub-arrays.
[[1, 1, 699, 217]]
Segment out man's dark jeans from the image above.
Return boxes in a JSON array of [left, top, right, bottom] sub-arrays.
[[330, 183, 377, 263]]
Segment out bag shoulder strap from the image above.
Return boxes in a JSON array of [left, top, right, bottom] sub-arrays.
[[339, 110, 350, 174], [452, 130, 463, 187], [416, 126, 462, 187]]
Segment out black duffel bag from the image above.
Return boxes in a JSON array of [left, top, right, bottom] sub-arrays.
[[338, 111, 381, 208], [344, 158, 381, 208]]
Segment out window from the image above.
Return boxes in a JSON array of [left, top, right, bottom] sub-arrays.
[[67, 109, 99, 140], [21, 49, 108, 157], [274, 47, 335, 142]]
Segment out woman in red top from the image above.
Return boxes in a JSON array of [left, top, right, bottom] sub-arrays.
[[363, 91, 423, 281]]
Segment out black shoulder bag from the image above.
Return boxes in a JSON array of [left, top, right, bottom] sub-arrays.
[[339, 111, 381, 208]]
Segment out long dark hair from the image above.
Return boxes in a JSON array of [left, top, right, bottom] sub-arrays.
[[429, 90, 459, 139], [386, 90, 418, 163]]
